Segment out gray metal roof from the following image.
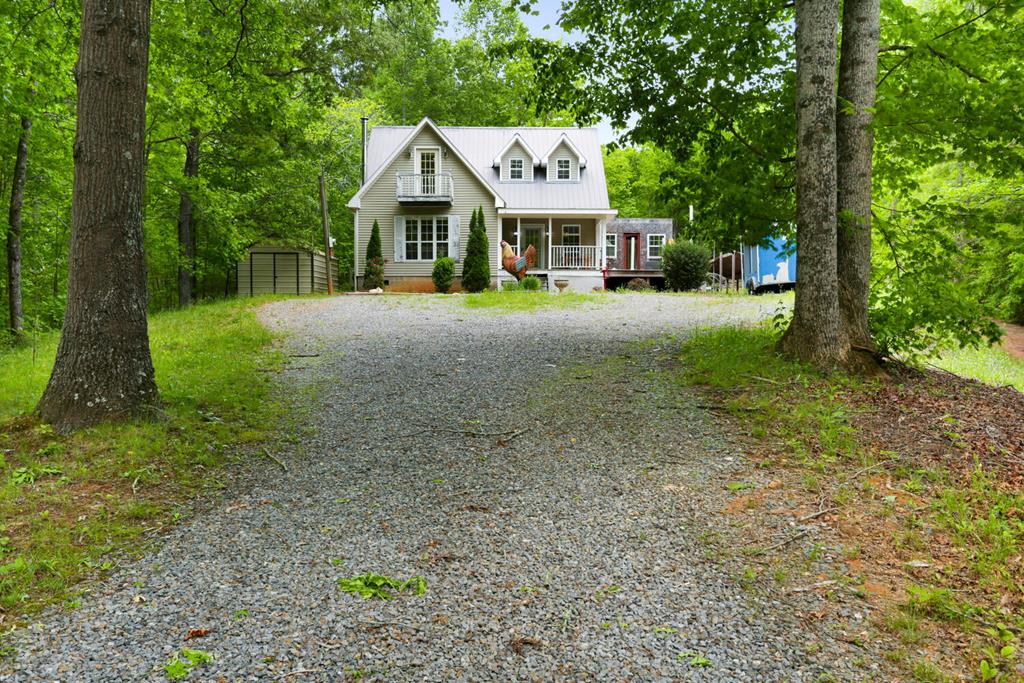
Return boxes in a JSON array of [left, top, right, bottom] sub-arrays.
[[363, 123, 611, 211]]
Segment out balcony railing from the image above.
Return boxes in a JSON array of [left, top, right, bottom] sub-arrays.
[[550, 245, 601, 270], [396, 173, 454, 203]]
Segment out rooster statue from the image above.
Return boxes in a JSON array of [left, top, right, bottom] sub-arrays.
[[500, 240, 537, 281]]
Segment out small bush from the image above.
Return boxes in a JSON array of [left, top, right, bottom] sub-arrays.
[[626, 277, 652, 291], [662, 239, 711, 291], [364, 220, 384, 290], [432, 257, 455, 293], [520, 275, 542, 291], [501, 281, 521, 291]]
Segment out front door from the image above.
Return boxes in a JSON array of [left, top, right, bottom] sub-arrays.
[[522, 224, 545, 270], [624, 233, 640, 270]]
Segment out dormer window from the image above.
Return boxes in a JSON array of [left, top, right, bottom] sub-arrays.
[[556, 158, 571, 181], [510, 157, 524, 180]]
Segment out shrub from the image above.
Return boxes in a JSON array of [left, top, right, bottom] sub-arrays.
[[520, 275, 542, 291], [461, 206, 491, 293], [432, 257, 455, 293], [501, 281, 521, 291], [662, 239, 711, 291], [626, 277, 652, 291], [364, 220, 384, 290]]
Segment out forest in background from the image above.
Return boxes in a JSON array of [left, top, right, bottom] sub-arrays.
[[2, 0, 1022, 360], [0, 0, 571, 333]]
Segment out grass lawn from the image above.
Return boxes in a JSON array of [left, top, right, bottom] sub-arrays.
[[932, 342, 1024, 391], [462, 289, 604, 312], [0, 297, 284, 619], [676, 325, 1024, 681]]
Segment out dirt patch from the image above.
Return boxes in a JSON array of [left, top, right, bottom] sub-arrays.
[[859, 366, 1024, 484], [1001, 321, 1024, 362], [685, 354, 1024, 680]]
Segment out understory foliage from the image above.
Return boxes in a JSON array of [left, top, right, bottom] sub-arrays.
[[461, 206, 491, 293], [0, 0, 562, 334], [532, 0, 1024, 361], [662, 240, 711, 292], [364, 220, 384, 290]]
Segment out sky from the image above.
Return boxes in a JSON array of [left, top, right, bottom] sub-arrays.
[[435, 0, 623, 144]]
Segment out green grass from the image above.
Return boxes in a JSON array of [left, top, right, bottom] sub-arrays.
[[679, 325, 864, 465], [932, 342, 1024, 390], [0, 297, 285, 618], [462, 289, 603, 312]]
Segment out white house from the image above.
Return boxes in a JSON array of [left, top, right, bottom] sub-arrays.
[[346, 117, 618, 291]]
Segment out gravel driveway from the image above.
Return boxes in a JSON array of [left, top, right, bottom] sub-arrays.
[[3, 293, 883, 682]]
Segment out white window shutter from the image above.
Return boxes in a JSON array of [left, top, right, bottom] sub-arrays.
[[449, 214, 461, 262], [393, 216, 405, 262]]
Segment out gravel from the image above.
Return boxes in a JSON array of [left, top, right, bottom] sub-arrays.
[[1, 293, 886, 682]]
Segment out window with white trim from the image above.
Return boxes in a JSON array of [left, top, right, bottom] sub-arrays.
[[647, 233, 665, 259], [404, 216, 450, 261], [556, 158, 571, 180], [509, 157, 524, 180], [605, 233, 617, 259], [562, 224, 581, 247]]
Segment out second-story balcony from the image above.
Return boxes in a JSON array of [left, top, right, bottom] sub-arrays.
[[396, 173, 454, 205]]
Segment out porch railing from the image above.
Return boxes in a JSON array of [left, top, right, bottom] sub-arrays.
[[396, 173, 454, 201], [550, 245, 601, 270]]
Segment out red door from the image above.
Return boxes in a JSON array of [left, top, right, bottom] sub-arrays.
[[624, 233, 641, 270]]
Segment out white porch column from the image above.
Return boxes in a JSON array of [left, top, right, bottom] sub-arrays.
[[547, 217, 553, 270], [516, 217, 521, 255], [598, 219, 606, 270]]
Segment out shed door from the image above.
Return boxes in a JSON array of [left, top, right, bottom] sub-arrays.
[[274, 253, 300, 294]]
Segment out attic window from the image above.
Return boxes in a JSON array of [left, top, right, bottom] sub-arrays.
[[556, 158, 571, 180], [510, 157, 524, 180]]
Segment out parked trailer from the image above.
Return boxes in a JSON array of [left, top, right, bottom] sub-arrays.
[[740, 236, 796, 294]]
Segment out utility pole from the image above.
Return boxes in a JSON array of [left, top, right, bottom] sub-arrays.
[[318, 169, 334, 294]]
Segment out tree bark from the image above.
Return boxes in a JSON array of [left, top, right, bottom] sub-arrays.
[[177, 126, 200, 308], [836, 0, 880, 359], [37, 0, 158, 433], [780, 0, 847, 367], [6, 117, 30, 340]]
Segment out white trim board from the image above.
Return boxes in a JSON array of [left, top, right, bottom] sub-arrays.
[[492, 133, 540, 167], [498, 208, 618, 217], [540, 133, 588, 168]]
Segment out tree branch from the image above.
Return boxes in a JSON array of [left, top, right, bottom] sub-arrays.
[[932, 2, 1002, 41], [925, 45, 989, 83]]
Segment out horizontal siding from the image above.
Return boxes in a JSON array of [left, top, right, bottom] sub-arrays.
[[498, 218, 597, 245], [363, 126, 611, 210], [545, 140, 580, 182], [499, 140, 535, 183], [355, 126, 499, 279]]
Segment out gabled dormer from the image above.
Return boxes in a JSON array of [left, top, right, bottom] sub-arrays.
[[542, 133, 587, 183], [493, 133, 539, 183]]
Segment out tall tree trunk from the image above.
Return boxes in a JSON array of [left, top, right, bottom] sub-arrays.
[[177, 127, 200, 308], [37, 0, 158, 433], [780, 0, 847, 367], [6, 116, 30, 340], [836, 0, 880, 362]]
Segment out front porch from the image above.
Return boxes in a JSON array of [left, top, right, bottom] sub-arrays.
[[499, 216, 608, 272]]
